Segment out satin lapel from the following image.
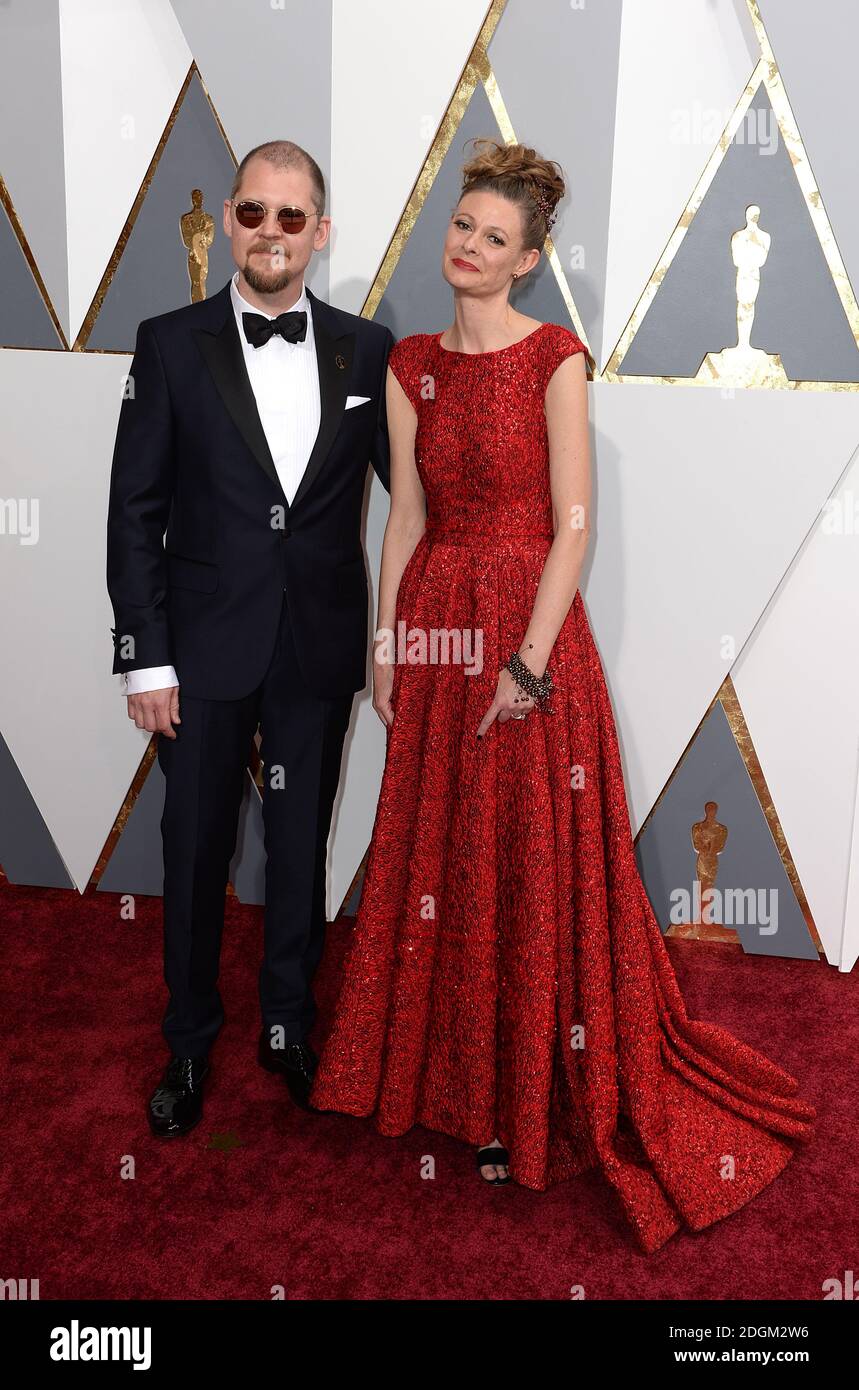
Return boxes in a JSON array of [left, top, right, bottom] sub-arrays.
[[290, 294, 354, 512], [192, 282, 355, 512], [193, 304, 284, 501]]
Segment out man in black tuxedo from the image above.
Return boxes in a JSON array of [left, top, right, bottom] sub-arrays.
[[106, 140, 393, 1136]]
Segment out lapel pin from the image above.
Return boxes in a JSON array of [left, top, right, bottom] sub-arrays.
[[335, 354, 346, 370]]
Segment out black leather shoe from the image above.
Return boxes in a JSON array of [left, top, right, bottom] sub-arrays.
[[148, 1054, 209, 1138], [258, 1031, 318, 1111]]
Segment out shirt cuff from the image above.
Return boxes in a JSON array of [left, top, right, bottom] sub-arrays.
[[121, 665, 180, 695]]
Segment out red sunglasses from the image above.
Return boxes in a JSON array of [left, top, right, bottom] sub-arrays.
[[230, 199, 320, 234]]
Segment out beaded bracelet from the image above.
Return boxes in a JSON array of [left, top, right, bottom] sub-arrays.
[[504, 650, 555, 711]]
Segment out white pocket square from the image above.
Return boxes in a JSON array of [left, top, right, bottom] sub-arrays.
[[345, 394, 371, 409]]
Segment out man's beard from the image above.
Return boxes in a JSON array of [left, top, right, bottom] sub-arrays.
[[242, 248, 293, 295]]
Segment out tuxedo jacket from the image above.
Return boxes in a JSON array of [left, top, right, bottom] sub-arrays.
[[106, 281, 394, 701]]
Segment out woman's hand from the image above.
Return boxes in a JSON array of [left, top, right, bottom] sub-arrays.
[[476, 667, 535, 738], [372, 644, 396, 728]]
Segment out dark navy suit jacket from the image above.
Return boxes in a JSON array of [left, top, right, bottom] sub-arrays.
[[106, 280, 394, 700]]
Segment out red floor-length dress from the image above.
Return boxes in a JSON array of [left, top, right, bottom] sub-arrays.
[[309, 322, 815, 1254]]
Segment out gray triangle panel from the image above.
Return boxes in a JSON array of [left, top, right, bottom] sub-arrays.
[[0, 0, 70, 338], [87, 74, 237, 352], [487, 0, 622, 364], [0, 731, 74, 888], [620, 84, 859, 382], [634, 701, 817, 959], [374, 83, 573, 339], [96, 755, 166, 897], [0, 200, 63, 348], [341, 860, 366, 918], [757, 0, 859, 339]]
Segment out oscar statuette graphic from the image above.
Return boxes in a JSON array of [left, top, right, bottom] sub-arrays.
[[696, 204, 790, 386], [667, 800, 739, 942], [180, 188, 215, 303]]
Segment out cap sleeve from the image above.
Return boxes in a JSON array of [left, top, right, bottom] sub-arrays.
[[388, 335, 425, 412], [540, 324, 593, 389]]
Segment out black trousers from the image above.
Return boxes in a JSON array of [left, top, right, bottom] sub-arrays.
[[156, 591, 354, 1056]]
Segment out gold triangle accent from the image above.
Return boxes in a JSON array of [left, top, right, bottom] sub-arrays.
[[86, 735, 158, 890], [0, 173, 68, 350], [334, 847, 370, 923], [72, 62, 236, 353], [603, 0, 859, 390], [720, 676, 823, 952]]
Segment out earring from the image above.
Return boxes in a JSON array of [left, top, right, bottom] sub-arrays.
[[512, 272, 518, 280]]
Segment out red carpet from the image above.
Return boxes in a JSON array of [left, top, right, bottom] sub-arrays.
[[0, 874, 852, 1299]]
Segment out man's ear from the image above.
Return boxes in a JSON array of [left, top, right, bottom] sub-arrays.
[[315, 216, 332, 252]]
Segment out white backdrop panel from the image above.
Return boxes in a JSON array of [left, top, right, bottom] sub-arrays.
[[0, 349, 146, 891], [60, 0, 191, 344], [585, 382, 859, 862], [733, 446, 859, 969], [329, 0, 490, 310], [325, 476, 390, 919]]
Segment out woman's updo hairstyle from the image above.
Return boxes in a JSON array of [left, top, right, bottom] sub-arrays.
[[459, 138, 565, 253]]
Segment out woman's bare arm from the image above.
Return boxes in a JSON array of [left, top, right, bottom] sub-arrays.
[[516, 350, 591, 678], [371, 367, 427, 724], [376, 368, 427, 634]]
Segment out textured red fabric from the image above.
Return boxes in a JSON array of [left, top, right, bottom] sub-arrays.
[[310, 324, 816, 1254]]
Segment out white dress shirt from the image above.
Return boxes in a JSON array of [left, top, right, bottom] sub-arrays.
[[122, 272, 320, 695]]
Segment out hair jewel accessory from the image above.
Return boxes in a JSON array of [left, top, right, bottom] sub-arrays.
[[531, 186, 557, 231]]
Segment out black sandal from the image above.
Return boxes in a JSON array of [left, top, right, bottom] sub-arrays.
[[476, 1143, 511, 1185]]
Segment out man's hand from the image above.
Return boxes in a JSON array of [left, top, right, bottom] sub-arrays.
[[127, 686, 181, 738]]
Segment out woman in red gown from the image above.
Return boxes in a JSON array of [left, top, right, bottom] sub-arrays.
[[309, 139, 815, 1254]]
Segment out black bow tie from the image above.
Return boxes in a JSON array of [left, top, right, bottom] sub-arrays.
[[242, 309, 307, 348]]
